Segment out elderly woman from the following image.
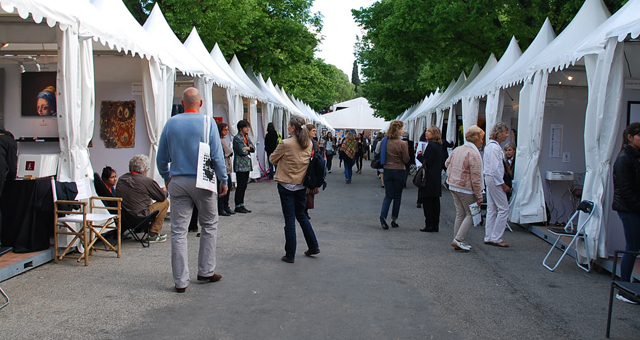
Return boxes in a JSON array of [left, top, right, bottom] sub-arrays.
[[233, 119, 255, 213], [613, 122, 640, 303], [445, 125, 484, 251], [484, 122, 511, 247], [218, 122, 235, 216], [340, 132, 357, 184], [379, 120, 410, 229], [270, 116, 320, 263], [417, 126, 444, 232]]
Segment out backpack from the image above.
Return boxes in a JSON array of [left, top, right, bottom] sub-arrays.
[[304, 147, 327, 190]]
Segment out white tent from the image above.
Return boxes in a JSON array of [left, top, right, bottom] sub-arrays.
[[323, 98, 388, 130]]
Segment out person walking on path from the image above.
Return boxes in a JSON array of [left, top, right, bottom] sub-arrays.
[[270, 116, 320, 264], [304, 124, 320, 220], [264, 122, 279, 180], [379, 120, 410, 230], [483, 122, 511, 248], [233, 119, 254, 213], [445, 125, 484, 251], [340, 132, 357, 184], [613, 122, 640, 304], [157, 87, 228, 293], [416, 126, 444, 233], [324, 132, 336, 173]]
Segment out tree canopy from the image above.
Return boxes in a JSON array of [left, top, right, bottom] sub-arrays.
[[123, 0, 356, 111], [353, 0, 628, 120]]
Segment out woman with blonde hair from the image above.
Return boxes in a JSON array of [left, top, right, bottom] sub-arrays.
[[445, 125, 484, 251], [416, 126, 444, 232], [340, 132, 357, 184], [379, 120, 410, 229], [483, 122, 510, 247], [270, 117, 320, 263]]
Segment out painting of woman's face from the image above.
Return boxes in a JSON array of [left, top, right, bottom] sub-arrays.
[[21, 72, 57, 117], [37, 97, 52, 116]]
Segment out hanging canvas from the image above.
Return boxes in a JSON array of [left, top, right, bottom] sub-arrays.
[[100, 100, 136, 148]]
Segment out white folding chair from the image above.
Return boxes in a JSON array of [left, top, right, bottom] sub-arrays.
[[52, 177, 122, 266], [543, 200, 595, 272]]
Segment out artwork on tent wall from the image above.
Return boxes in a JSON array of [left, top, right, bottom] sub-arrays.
[[21, 72, 57, 117], [100, 100, 136, 148], [628, 101, 640, 126]]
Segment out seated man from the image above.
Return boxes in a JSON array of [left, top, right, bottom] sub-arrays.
[[115, 154, 169, 243]]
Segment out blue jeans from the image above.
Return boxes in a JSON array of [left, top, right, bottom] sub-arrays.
[[618, 211, 640, 282], [380, 168, 406, 220], [278, 184, 319, 259], [344, 157, 354, 181], [267, 152, 275, 180]]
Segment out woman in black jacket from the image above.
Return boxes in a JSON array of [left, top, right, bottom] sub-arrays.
[[264, 122, 279, 180], [613, 122, 640, 302], [416, 125, 444, 232]]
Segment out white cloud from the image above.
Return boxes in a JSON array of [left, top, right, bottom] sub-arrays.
[[311, 0, 375, 80]]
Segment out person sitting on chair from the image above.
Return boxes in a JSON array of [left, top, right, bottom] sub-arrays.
[[115, 155, 169, 243], [101, 166, 117, 196]]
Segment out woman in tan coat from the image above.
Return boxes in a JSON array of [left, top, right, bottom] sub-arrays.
[[445, 125, 485, 252], [270, 116, 320, 263]]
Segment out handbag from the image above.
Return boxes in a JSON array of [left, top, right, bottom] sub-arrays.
[[195, 115, 218, 193], [413, 166, 427, 188], [370, 152, 382, 169]]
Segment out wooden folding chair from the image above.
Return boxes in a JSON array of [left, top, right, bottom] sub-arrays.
[[52, 178, 122, 266]]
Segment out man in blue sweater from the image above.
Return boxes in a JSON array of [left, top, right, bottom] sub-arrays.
[[157, 87, 228, 293]]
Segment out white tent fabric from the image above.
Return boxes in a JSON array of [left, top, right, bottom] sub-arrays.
[[56, 28, 95, 182], [183, 28, 236, 90], [211, 44, 260, 100], [230, 55, 271, 104], [509, 71, 549, 224], [142, 58, 176, 184], [143, 4, 205, 77], [446, 103, 458, 145], [492, 19, 556, 91], [323, 98, 388, 130], [578, 40, 624, 261], [90, 0, 164, 63], [459, 54, 497, 135]]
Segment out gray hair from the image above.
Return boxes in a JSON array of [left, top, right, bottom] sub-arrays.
[[489, 122, 509, 141], [129, 154, 150, 173]]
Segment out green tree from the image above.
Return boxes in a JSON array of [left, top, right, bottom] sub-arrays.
[[353, 0, 628, 120], [123, 0, 354, 111], [351, 59, 361, 94]]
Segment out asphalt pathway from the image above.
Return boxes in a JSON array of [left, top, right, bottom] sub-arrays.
[[0, 162, 638, 339]]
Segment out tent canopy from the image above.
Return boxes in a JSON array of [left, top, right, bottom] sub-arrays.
[[323, 98, 388, 130]]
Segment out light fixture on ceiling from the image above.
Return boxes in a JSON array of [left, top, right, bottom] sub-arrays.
[[561, 70, 574, 81], [1, 43, 8, 49], [19, 62, 25, 73], [35, 63, 41, 72]]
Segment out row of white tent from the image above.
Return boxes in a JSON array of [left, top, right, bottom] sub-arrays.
[[397, 0, 640, 262], [0, 0, 333, 184]]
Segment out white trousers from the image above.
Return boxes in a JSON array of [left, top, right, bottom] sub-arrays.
[[169, 176, 219, 289], [484, 183, 509, 243]]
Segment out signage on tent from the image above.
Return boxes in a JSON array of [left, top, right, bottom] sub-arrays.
[[545, 98, 564, 107], [131, 83, 143, 95], [625, 79, 640, 90]]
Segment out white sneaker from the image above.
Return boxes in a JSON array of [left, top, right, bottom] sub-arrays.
[[451, 239, 471, 251], [460, 241, 473, 250], [616, 293, 639, 305]]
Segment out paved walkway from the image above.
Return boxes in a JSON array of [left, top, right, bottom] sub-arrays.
[[0, 164, 638, 339]]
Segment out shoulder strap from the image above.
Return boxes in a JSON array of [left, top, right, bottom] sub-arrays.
[[203, 115, 210, 144]]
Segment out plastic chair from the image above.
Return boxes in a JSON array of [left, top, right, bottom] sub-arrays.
[[52, 177, 122, 266], [606, 250, 640, 338], [543, 200, 595, 272], [121, 209, 159, 248]]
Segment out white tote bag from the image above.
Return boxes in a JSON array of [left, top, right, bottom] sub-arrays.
[[196, 115, 217, 193]]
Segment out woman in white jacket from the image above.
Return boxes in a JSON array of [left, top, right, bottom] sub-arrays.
[[483, 122, 511, 247]]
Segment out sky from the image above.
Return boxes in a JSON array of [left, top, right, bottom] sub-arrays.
[[311, 0, 376, 81]]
